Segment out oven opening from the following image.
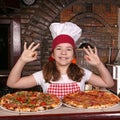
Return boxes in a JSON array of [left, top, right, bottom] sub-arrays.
[[78, 38, 94, 49], [0, 24, 10, 70], [79, 42, 94, 49]]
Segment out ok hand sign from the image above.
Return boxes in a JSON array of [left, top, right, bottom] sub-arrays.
[[20, 42, 40, 63]]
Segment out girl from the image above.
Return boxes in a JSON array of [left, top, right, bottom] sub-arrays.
[[7, 22, 114, 99]]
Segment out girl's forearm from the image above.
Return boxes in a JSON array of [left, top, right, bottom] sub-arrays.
[[95, 62, 114, 86], [7, 58, 26, 87]]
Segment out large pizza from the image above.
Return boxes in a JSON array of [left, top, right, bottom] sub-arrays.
[[63, 90, 120, 109], [0, 91, 61, 112]]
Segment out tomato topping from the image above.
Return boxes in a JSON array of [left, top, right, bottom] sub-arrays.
[[40, 102, 47, 106]]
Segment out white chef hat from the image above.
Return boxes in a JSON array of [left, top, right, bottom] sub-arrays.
[[49, 22, 82, 49]]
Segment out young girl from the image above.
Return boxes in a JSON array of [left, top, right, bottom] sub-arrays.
[[7, 22, 114, 99]]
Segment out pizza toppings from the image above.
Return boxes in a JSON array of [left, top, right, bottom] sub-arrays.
[[0, 91, 61, 112], [63, 90, 120, 109], [0, 90, 120, 112]]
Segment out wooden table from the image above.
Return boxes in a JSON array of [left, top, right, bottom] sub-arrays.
[[0, 104, 120, 120]]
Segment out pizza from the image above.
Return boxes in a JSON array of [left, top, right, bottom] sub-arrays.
[[0, 91, 61, 112], [63, 90, 120, 109]]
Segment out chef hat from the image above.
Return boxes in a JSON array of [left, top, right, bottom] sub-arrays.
[[49, 22, 82, 49]]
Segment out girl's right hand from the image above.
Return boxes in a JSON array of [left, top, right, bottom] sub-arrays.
[[20, 42, 40, 63]]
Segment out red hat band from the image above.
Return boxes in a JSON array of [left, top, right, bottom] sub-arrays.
[[52, 34, 75, 49]]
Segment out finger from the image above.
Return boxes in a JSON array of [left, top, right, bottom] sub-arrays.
[[83, 47, 90, 55], [31, 43, 40, 51], [31, 52, 38, 60], [28, 42, 35, 50], [88, 46, 94, 54], [24, 42, 27, 50], [94, 47, 98, 55], [84, 55, 91, 62]]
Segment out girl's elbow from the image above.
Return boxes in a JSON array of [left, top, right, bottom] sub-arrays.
[[6, 81, 14, 88]]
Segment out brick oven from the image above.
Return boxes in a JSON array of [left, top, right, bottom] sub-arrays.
[[59, 1, 119, 72], [0, 0, 119, 74]]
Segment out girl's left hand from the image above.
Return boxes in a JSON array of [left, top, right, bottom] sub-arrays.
[[83, 46, 101, 66]]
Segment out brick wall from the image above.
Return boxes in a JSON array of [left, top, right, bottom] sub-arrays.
[[60, 2, 118, 71], [0, 0, 119, 75]]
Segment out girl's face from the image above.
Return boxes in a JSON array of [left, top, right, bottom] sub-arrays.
[[52, 43, 74, 66]]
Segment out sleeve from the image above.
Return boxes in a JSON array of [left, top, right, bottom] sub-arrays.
[[82, 68, 92, 82], [32, 71, 45, 85]]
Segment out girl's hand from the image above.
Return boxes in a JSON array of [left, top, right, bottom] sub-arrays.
[[83, 46, 101, 66], [20, 42, 40, 63]]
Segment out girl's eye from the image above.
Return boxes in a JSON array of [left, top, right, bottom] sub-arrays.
[[55, 47, 73, 51], [67, 48, 72, 51], [56, 47, 61, 50]]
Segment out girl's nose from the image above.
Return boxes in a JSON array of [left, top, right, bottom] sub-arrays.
[[61, 49, 67, 54]]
